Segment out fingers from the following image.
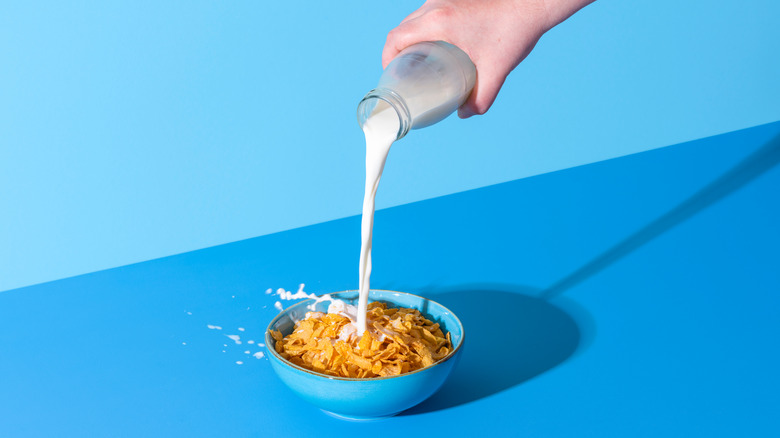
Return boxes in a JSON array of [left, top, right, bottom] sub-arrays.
[[382, 17, 436, 68], [381, 0, 525, 118], [458, 74, 481, 119], [382, 5, 426, 68], [382, 3, 450, 68], [458, 86, 501, 119], [381, 24, 405, 68], [399, 6, 426, 24], [384, 16, 501, 119], [458, 58, 509, 119], [458, 101, 478, 119], [458, 68, 505, 119]]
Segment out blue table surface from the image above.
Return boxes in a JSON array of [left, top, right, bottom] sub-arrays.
[[2, 121, 779, 437]]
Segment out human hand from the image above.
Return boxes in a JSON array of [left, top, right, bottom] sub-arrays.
[[383, 0, 594, 118]]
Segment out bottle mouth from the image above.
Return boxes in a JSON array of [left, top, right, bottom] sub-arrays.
[[356, 88, 411, 140]]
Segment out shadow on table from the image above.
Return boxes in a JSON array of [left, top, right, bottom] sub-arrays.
[[401, 284, 590, 415], [541, 131, 780, 300], [405, 131, 780, 416]]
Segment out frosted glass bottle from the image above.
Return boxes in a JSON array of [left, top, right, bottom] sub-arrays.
[[357, 41, 477, 140]]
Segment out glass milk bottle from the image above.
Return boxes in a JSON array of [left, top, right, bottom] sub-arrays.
[[357, 41, 477, 140]]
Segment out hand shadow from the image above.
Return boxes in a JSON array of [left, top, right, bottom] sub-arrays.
[[401, 284, 587, 415], [404, 130, 780, 416]]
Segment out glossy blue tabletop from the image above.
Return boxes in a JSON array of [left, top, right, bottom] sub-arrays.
[[2, 121, 779, 436]]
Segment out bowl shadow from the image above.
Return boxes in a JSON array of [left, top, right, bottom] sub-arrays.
[[401, 285, 585, 415]]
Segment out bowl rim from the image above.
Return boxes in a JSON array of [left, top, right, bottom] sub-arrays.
[[265, 289, 465, 381]]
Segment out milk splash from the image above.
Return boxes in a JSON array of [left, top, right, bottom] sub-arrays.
[[357, 108, 400, 334], [270, 284, 359, 322]]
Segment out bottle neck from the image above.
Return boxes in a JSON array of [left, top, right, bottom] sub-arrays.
[[356, 87, 411, 140]]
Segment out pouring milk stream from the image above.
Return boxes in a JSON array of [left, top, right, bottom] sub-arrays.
[[355, 41, 476, 334]]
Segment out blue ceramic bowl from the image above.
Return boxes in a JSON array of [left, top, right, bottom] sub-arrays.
[[265, 290, 464, 420]]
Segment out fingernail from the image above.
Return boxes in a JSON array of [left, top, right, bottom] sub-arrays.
[[458, 108, 474, 119]]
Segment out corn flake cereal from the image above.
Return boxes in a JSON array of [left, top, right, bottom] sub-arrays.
[[270, 302, 452, 378]]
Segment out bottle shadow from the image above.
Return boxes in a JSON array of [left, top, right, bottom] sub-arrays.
[[542, 131, 780, 299], [401, 284, 591, 415], [404, 130, 780, 415]]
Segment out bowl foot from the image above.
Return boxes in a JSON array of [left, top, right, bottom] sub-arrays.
[[320, 409, 399, 422]]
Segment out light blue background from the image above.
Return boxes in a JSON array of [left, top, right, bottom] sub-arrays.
[[2, 0, 779, 292]]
